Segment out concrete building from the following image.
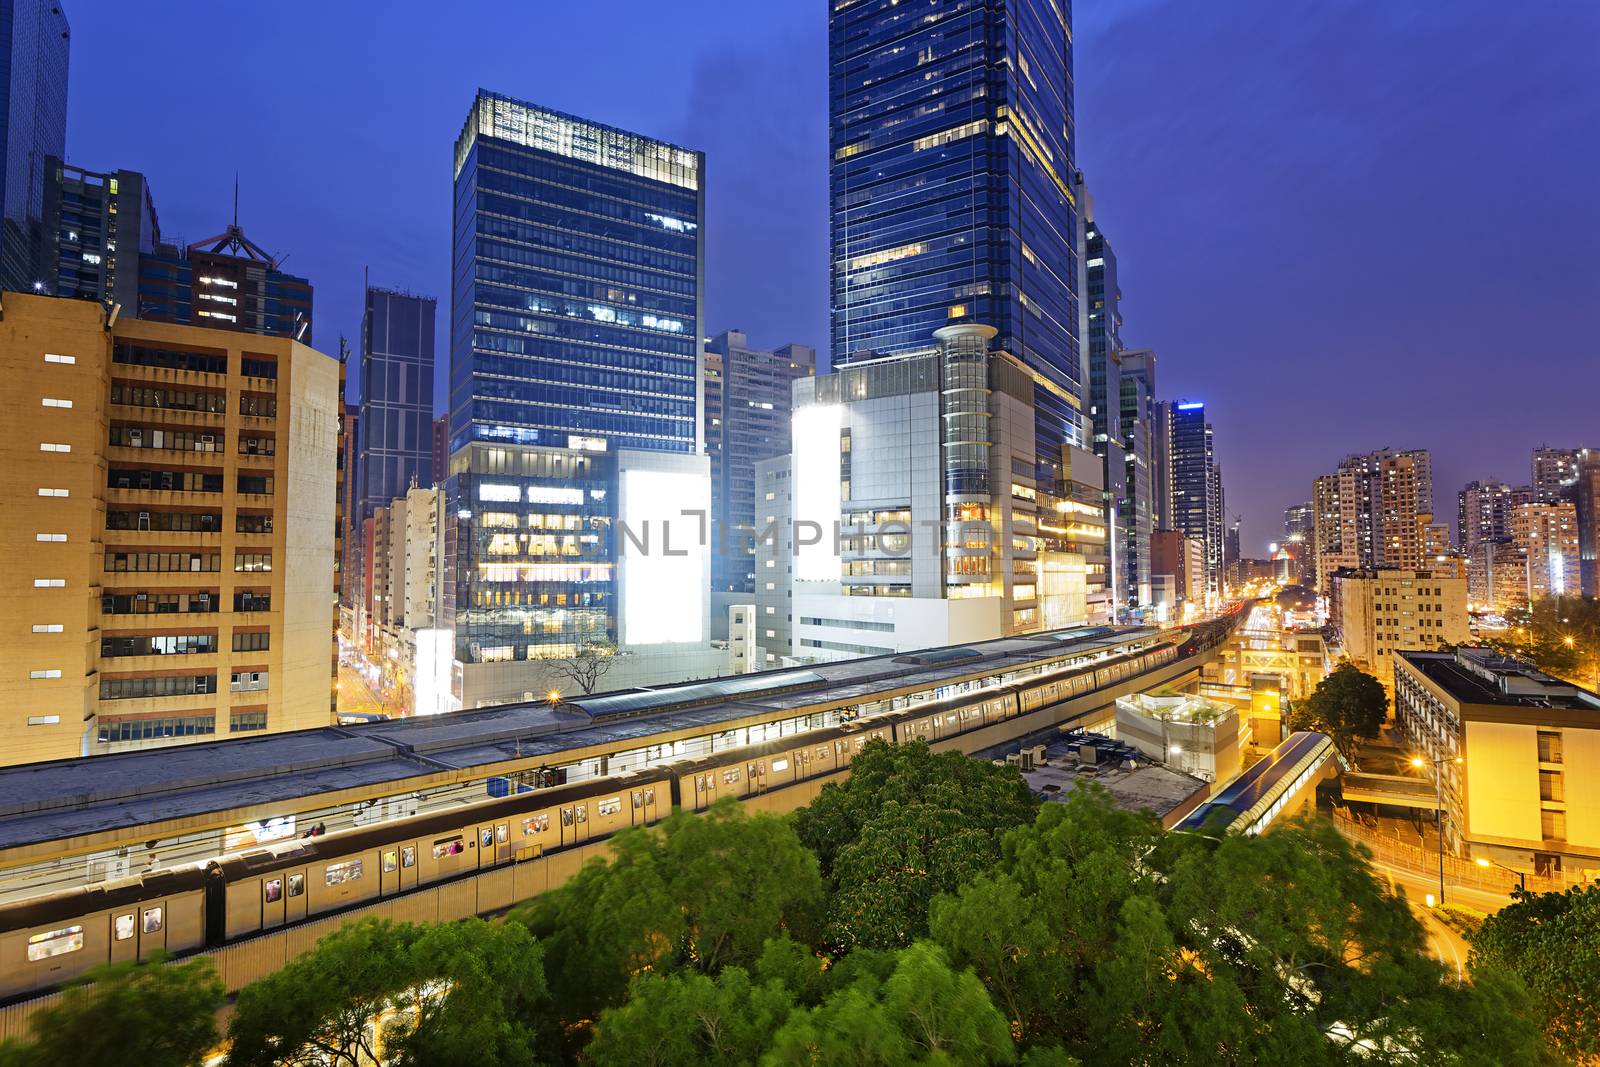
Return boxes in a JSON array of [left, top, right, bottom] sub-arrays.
[[1394, 647, 1600, 879], [1117, 349, 1158, 610], [1532, 446, 1584, 503], [361, 484, 453, 717], [1511, 500, 1580, 605], [1284, 502, 1313, 544], [789, 324, 1090, 662], [1114, 691, 1245, 784], [702, 330, 814, 609], [41, 159, 159, 309], [1577, 450, 1600, 597], [1311, 449, 1434, 591], [753, 454, 795, 668], [0, 0, 69, 294], [137, 221, 313, 343], [1330, 569, 1470, 681], [1150, 528, 1206, 615], [727, 603, 757, 675], [1458, 479, 1512, 555], [0, 292, 339, 765]]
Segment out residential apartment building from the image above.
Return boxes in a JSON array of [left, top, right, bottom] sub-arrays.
[[1395, 647, 1600, 878], [1330, 569, 1470, 680], [1531, 446, 1583, 503], [1311, 448, 1434, 592], [0, 292, 339, 765], [1577, 450, 1600, 596], [1458, 479, 1512, 554], [363, 484, 453, 717], [1511, 500, 1580, 604]]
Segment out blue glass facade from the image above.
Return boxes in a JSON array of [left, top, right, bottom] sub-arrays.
[[0, 0, 68, 293], [829, 0, 1081, 484], [358, 287, 437, 520], [447, 91, 705, 668]]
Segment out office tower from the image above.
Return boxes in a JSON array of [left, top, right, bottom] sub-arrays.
[[1150, 399, 1173, 530], [1117, 349, 1157, 609], [1577, 450, 1600, 596], [1284, 503, 1313, 543], [339, 403, 360, 610], [137, 220, 313, 342], [41, 159, 158, 307], [1458, 479, 1512, 554], [357, 286, 436, 522], [0, 293, 339, 767], [447, 90, 712, 707], [1225, 512, 1242, 571], [1531, 446, 1583, 502], [829, 0, 1083, 495], [431, 415, 447, 489], [0, 0, 69, 293], [1168, 402, 1222, 601], [1079, 179, 1122, 451], [789, 324, 1095, 661], [702, 330, 815, 599], [1511, 501, 1580, 604], [753, 454, 794, 668]]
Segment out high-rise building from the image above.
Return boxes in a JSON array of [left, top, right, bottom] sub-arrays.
[[0, 292, 339, 766], [1511, 501, 1580, 605], [1576, 449, 1600, 597], [356, 286, 436, 521], [1079, 179, 1122, 451], [702, 330, 814, 598], [753, 453, 795, 668], [1310, 448, 1434, 591], [1150, 399, 1173, 530], [0, 0, 69, 293], [1168, 401, 1222, 601], [41, 159, 159, 308], [339, 403, 360, 610], [1284, 502, 1313, 543], [829, 0, 1083, 495], [431, 415, 447, 490], [1531, 446, 1583, 503], [1117, 349, 1157, 609], [137, 222, 313, 343], [446, 91, 714, 706], [1458, 479, 1512, 554]]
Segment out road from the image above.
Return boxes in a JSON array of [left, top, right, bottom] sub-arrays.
[[1370, 859, 1505, 979], [337, 663, 397, 719]]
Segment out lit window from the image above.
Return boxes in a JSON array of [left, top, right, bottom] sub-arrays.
[[27, 716, 60, 726], [41, 398, 73, 408], [43, 353, 75, 365], [29, 670, 62, 679], [33, 579, 65, 588], [26, 926, 83, 961], [37, 488, 69, 497], [35, 534, 67, 542], [32, 624, 64, 633], [39, 443, 71, 453]]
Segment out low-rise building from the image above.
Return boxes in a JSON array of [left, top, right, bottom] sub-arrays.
[[1114, 691, 1246, 783], [1331, 569, 1470, 679], [1394, 647, 1600, 880]]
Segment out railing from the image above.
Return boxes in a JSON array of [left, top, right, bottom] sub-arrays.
[[1330, 809, 1585, 896]]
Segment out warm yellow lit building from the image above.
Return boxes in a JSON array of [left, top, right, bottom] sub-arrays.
[[1395, 647, 1600, 880], [1331, 568, 1470, 679], [0, 292, 340, 766]]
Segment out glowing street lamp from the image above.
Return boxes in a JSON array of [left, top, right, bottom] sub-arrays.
[[1475, 856, 1527, 893], [1411, 754, 1462, 903]]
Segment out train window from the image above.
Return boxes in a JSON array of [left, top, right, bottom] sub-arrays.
[[631, 790, 643, 809], [496, 824, 508, 845], [433, 837, 465, 859], [561, 808, 574, 826], [264, 878, 283, 903], [382, 851, 398, 874], [694, 776, 705, 793], [400, 848, 415, 870], [288, 874, 305, 897], [772, 758, 790, 772], [597, 797, 621, 816], [325, 861, 363, 886], [480, 828, 494, 849], [114, 914, 135, 941], [642, 788, 655, 805], [142, 908, 163, 934], [27, 926, 84, 961], [722, 769, 741, 785], [817, 746, 829, 759], [523, 814, 549, 835], [575, 806, 587, 824]]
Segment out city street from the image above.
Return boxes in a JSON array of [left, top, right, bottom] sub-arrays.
[[337, 662, 398, 719]]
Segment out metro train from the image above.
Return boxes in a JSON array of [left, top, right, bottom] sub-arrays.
[[0, 625, 1229, 1000]]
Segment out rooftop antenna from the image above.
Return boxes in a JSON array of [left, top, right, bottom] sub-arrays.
[[232, 173, 239, 230]]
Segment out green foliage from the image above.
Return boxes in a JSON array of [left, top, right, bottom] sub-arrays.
[[511, 800, 822, 1033], [1288, 662, 1387, 760], [1484, 595, 1600, 688], [225, 917, 551, 1067], [0, 955, 222, 1067], [762, 941, 1015, 1066], [1471, 884, 1600, 1059], [930, 786, 1544, 1065], [1433, 902, 1487, 939], [792, 739, 1037, 950], [587, 966, 795, 1067]]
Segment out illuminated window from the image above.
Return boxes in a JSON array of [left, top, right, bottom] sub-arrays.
[[41, 397, 73, 408], [26, 926, 84, 961], [848, 242, 925, 272]]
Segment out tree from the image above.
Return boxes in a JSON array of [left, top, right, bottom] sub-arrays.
[[792, 739, 1037, 950], [226, 918, 552, 1067], [1288, 662, 1386, 762], [1484, 595, 1600, 689], [0, 955, 222, 1067], [512, 801, 823, 1042], [586, 966, 796, 1067], [1470, 884, 1600, 1059], [545, 639, 618, 697], [930, 786, 1543, 1065]]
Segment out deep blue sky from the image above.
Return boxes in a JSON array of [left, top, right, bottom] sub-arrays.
[[65, 1, 1599, 551]]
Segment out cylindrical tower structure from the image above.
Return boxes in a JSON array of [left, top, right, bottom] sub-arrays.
[[935, 323, 996, 591]]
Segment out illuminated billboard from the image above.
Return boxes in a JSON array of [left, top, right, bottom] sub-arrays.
[[617, 455, 711, 646], [792, 403, 842, 582]]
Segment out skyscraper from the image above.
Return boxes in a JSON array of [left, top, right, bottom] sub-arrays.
[[137, 221, 314, 342], [1457, 479, 1512, 554], [1168, 401, 1222, 600], [1575, 449, 1600, 597], [702, 330, 814, 597], [446, 90, 711, 706], [1310, 449, 1434, 591], [0, 0, 68, 293], [41, 159, 159, 308], [1284, 502, 1313, 543], [1117, 348, 1157, 607], [1531, 446, 1583, 502], [829, 0, 1083, 491], [357, 286, 436, 521]]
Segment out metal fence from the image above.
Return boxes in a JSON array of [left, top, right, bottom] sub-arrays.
[[1330, 809, 1582, 896]]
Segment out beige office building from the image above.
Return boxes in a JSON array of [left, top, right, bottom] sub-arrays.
[[0, 293, 339, 766], [1395, 648, 1600, 879], [1331, 569, 1470, 679]]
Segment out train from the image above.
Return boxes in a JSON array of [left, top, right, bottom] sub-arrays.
[[0, 619, 1236, 1000]]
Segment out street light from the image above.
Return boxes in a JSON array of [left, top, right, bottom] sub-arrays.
[[1475, 856, 1527, 893], [1410, 754, 1462, 904]]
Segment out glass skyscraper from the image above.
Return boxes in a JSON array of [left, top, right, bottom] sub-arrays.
[[358, 286, 437, 520], [829, 0, 1082, 484], [0, 0, 69, 293], [446, 90, 706, 688]]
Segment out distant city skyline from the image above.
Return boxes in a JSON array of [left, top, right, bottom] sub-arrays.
[[57, 0, 1600, 547]]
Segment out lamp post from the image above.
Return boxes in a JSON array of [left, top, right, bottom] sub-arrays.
[[1475, 856, 1527, 894], [1411, 754, 1461, 904]]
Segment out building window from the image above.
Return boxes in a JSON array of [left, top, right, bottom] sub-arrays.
[[98, 675, 217, 701], [29, 670, 62, 680], [39, 442, 71, 453], [1541, 810, 1567, 841], [35, 533, 67, 542], [232, 631, 270, 652], [97, 714, 216, 741], [31, 624, 64, 633], [230, 711, 267, 732], [41, 398, 73, 408], [1537, 731, 1563, 764], [33, 579, 65, 588], [1539, 770, 1565, 804], [233, 590, 271, 612], [230, 671, 269, 693], [234, 552, 273, 572], [43, 353, 76, 365], [37, 488, 69, 497], [26, 716, 61, 726]]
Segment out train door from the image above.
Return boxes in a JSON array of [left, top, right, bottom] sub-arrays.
[[109, 910, 137, 964], [136, 900, 168, 960], [631, 785, 659, 826], [284, 868, 309, 923], [697, 773, 718, 810], [561, 803, 590, 846], [380, 848, 402, 894], [262, 875, 288, 929], [750, 759, 767, 795], [492, 822, 511, 864], [475, 825, 497, 869]]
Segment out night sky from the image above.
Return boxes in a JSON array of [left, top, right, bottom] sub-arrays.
[[65, 1, 1599, 551]]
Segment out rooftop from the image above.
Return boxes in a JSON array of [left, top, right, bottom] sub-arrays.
[[973, 728, 1210, 826], [1399, 647, 1600, 712]]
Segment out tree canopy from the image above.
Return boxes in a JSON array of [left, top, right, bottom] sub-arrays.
[[792, 739, 1037, 951], [1288, 662, 1387, 761], [1470, 883, 1600, 1060]]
